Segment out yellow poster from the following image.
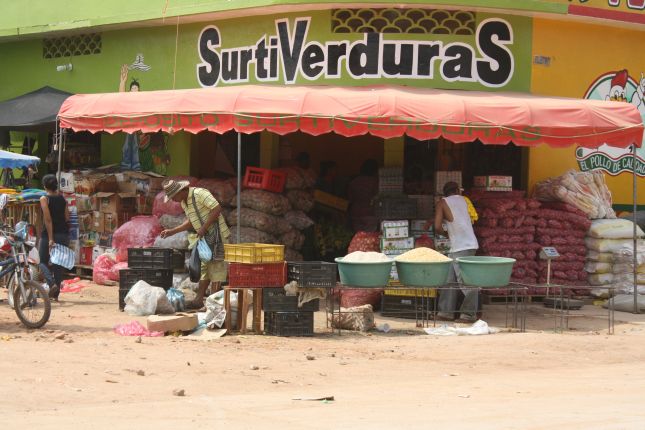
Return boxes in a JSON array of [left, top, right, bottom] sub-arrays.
[[529, 18, 645, 208]]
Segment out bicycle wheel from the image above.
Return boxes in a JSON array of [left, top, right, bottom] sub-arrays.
[[13, 280, 51, 329]]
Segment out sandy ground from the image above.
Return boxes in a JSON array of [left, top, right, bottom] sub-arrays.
[[1, 283, 645, 430]]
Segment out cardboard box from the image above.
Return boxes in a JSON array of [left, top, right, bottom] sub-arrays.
[[434, 238, 451, 255], [126, 171, 165, 195], [59, 172, 75, 193], [381, 220, 409, 239], [78, 212, 93, 233], [103, 211, 135, 233], [99, 233, 113, 248], [473, 175, 512, 188], [147, 313, 198, 333], [95, 192, 137, 214], [92, 211, 104, 233], [75, 174, 119, 195], [381, 237, 415, 255], [76, 194, 93, 213], [137, 194, 155, 215]]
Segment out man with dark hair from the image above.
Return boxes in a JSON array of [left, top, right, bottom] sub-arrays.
[[433, 181, 479, 321]]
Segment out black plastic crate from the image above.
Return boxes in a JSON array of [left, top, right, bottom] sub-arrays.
[[287, 261, 337, 288], [264, 311, 314, 337], [128, 248, 174, 269], [373, 195, 417, 220], [172, 250, 188, 272], [118, 268, 173, 310], [262, 288, 319, 312], [380, 294, 432, 319]]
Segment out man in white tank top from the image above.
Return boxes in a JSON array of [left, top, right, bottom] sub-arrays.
[[434, 181, 479, 321]]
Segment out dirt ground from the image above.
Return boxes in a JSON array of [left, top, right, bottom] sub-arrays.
[[1, 283, 645, 430]]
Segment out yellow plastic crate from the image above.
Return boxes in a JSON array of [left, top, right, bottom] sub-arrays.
[[224, 243, 285, 263], [384, 288, 437, 298], [314, 190, 349, 212]]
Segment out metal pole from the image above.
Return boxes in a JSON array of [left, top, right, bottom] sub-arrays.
[[56, 120, 63, 183], [236, 132, 241, 244], [633, 145, 639, 314]]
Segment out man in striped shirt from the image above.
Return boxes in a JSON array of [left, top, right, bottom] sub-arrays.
[[161, 180, 230, 308]]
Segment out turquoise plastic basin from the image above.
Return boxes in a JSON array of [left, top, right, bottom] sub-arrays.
[[456, 256, 516, 288], [395, 260, 453, 287], [334, 257, 392, 287]]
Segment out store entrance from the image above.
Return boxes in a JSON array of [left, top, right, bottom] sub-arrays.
[[403, 137, 528, 194]]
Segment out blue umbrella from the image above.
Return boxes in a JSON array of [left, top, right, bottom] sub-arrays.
[[0, 149, 40, 169]]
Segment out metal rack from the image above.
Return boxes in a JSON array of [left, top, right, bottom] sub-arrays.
[[328, 282, 530, 335]]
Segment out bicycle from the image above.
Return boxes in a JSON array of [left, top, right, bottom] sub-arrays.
[[0, 223, 51, 328]]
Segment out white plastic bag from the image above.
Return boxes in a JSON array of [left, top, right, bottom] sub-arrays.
[[584, 261, 612, 274], [586, 250, 614, 263], [204, 290, 237, 329], [154, 231, 189, 249], [585, 237, 645, 253], [124, 281, 173, 316]]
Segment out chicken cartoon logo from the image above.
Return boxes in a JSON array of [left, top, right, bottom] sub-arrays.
[[576, 69, 645, 176]]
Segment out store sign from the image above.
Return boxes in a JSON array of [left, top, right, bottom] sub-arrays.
[[196, 17, 515, 88], [576, 70, 645, 176]]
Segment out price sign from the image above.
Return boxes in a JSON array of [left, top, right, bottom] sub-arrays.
[[539, 247, 560, 260]]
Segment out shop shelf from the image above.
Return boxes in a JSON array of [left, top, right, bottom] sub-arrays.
[[263, 311, 314, 336], [287, 261, 337, 287], [224, 243, 284, 263], [243, 167, 286, 193], [228, 262, 287, 287]]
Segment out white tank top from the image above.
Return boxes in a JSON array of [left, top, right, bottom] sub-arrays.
[[443, 195, 479, 253]]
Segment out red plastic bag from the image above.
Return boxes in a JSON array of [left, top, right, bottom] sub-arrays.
[[112, 216, 163, 262], [109, 262, 128, 281], [93, 254, 116, 285], [113, 321, 164, 337]]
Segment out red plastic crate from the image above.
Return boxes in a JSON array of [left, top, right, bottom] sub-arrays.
[[243, 167, 286, 193], [228, 262, 287, 287]]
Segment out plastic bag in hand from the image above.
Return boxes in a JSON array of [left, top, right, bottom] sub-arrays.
[[112, 216, 163, 262]]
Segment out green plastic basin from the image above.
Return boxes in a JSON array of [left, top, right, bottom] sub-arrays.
[[395, 260, 453, 287], [334, 257, 392, 287], [456, 256, 516, 288]]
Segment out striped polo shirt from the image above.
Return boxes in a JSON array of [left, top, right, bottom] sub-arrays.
[[181, 187, 230, 243]]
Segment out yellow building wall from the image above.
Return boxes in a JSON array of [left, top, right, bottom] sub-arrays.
[[529, 18, 645, 208]]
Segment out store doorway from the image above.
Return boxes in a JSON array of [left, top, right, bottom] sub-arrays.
[[404, 137, 527, 194]]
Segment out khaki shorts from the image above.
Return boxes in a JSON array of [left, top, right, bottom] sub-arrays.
[[200, 260, 227, 282]]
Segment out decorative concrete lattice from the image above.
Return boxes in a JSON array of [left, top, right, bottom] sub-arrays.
[[43, 33, 102, 59], [332, 8, 476, 35]]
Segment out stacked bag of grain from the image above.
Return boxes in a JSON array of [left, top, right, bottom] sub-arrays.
[[227, 168, 315, 261], [585, 219, 645, 296], [472, 196, 542, 290], [535, 202, 591, 293]]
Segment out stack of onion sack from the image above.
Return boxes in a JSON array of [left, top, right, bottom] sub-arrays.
[[535, 202, 591, 294], [337, 231, 383, 308], [472, 196, 541, 295], [227, 188, 314, 261]]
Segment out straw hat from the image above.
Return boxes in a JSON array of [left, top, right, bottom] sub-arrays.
[[163, 179, 190, 202]]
